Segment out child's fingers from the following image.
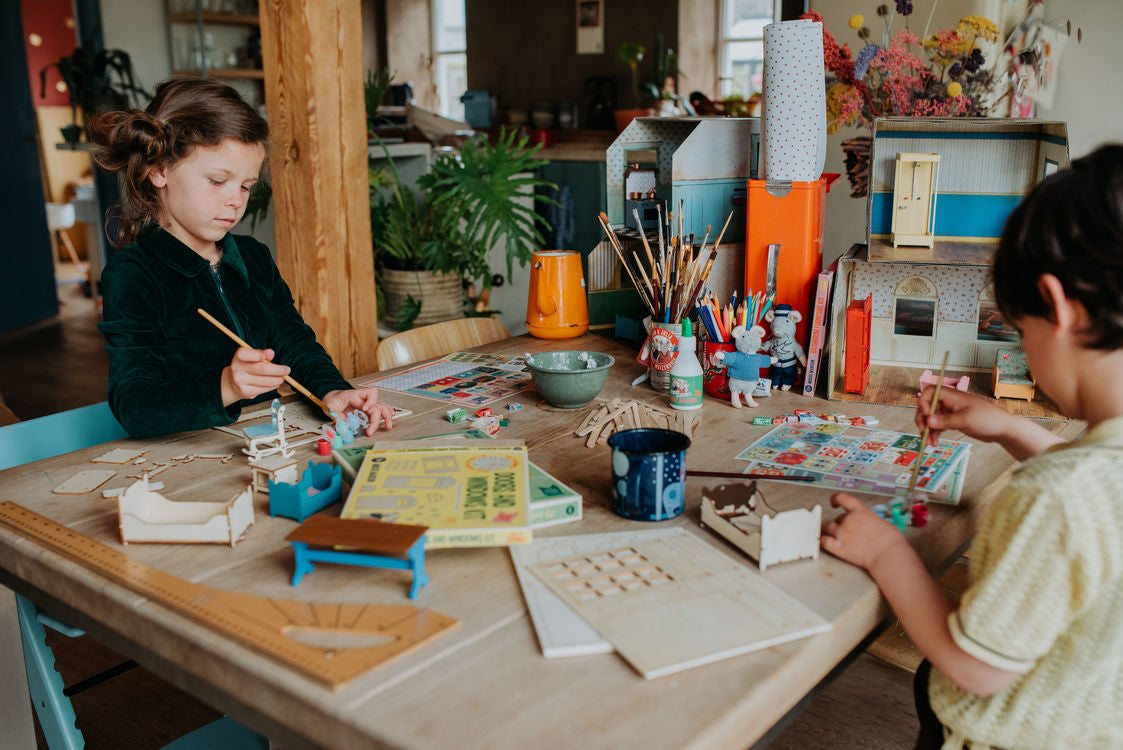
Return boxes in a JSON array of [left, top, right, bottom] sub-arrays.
[[830, 492, 863, 512]]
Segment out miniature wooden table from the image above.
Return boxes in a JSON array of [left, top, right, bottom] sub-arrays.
[[0, 334, 1082, 750]]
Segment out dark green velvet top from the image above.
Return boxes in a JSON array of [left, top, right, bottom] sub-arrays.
[[98, 227, 351, 438]]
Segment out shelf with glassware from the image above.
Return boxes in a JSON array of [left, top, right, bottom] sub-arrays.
[[166, 5, 263, 83]]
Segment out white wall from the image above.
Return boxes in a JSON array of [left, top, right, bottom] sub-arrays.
[[1038, 0, 1123, 157], [100, 0, 172, 92]]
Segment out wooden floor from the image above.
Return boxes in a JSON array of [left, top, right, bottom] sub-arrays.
[[830, 363, 1066, 421], [7, 285, 924, 749]]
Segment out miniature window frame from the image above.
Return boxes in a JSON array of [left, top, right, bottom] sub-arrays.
[[892, 275, 937, 339], [976, 284, 1019, 343]]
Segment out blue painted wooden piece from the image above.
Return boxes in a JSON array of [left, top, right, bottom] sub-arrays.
[[290, 534, 429, 599], [268, 461, 343, 522]]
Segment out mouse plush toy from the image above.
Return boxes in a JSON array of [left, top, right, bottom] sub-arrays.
[[764, 304, 807, 391], [711, 325, 776, 407]]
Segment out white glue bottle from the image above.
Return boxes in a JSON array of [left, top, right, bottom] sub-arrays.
[[669, 317, 703, 410]]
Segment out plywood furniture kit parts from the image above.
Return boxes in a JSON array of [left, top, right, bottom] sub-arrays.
[[116, 476, 255, 547], [528, 527, 831, 679], [90, 448, 148, 464], [268, 461, 343, 522], [249, 454, 300, 494], [0, 501, 457, 689], [700, 482, 821, 572], [51, 470, 117, 495], [286, 516, 430, 599]]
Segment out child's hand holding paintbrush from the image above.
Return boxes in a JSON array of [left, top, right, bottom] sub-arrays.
[[199, 308, 396, 436]]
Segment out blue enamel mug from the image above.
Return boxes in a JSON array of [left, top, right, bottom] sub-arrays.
[[607, 428, 690, 521]]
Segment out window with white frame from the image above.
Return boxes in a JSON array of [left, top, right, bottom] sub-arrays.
[[719, 0, 778, 98], [432, 0, 467, 120]]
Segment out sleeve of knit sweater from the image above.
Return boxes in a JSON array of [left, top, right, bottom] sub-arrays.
[[948, 467, 1110, 674]]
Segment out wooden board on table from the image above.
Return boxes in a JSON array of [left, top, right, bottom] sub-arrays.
[[528, 528, 831, 679], [510, 538, 614, 659]]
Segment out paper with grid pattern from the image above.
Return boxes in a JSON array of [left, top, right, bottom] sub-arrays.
[[735, 421, 970, 503], [359, 352, 533, 407]]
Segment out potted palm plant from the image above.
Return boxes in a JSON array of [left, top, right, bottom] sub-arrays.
[[614, 42, 655, 132], [39, 32, 149, 144], [371, 129, 555, 331]]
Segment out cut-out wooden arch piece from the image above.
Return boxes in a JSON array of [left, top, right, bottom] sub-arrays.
[[0, 502, 458, 689]]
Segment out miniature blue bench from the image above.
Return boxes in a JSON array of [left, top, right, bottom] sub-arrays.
[[285, 515, 430, 599], [268, 461, 342, 522]]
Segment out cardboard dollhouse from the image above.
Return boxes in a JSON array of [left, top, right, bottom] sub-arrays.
[[586, 117, 760, 328], [826, 118, 1070, 403]]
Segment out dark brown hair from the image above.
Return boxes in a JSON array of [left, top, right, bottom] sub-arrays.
[[87, 77, 269, 247], [992, 144, 1123, 350]]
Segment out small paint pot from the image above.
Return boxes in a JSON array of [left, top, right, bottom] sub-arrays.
[[607, 428, 690, 521]]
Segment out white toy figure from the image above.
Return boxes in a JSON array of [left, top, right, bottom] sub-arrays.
[[711, 325, 777, 408], [764, 304, 807, 391]]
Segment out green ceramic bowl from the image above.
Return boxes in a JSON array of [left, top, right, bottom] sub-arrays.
[[525, 351, 615, 408]]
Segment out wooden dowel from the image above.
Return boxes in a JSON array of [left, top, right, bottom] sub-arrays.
[[907, 350, 950, 497], [197, 308, 328, 412]]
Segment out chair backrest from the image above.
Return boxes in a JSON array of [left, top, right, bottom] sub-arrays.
[[376, 317, 511, 370], [0, 401, 128, 472]]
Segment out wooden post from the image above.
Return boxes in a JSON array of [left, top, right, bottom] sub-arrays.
[[260, 0, 379, 378]]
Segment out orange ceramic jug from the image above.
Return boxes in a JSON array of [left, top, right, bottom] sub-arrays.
[[526, 251, 589, 339]]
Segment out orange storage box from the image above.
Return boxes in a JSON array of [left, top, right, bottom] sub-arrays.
[[744, 175, 838, 350]]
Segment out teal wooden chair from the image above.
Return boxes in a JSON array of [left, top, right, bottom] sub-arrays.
[[3, 402, 268, 749]]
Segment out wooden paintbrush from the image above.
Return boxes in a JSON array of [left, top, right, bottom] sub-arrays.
[[196, 307, 328, 412], [906, 350, 950, 497]]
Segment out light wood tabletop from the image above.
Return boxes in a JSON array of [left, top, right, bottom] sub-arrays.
[[0, 334, 1082, 750]]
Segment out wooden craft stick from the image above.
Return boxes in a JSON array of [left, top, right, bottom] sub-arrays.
[[197, 308, 327, 412], [907, 350, 950, 497]]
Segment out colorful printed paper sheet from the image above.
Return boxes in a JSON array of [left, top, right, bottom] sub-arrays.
[[735, 421, 970, 503], [359, 352, 533, 407], [340, 443, 532, 548]]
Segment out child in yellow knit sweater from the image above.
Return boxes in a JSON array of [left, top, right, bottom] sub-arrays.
[[822, 144, 1123, 749]]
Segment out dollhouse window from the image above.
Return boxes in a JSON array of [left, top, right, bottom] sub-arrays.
[[892, 276, 937, 337], [977, 284, 1019, 342]]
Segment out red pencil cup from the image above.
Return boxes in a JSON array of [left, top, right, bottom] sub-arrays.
[[702, 341, 736, 399]]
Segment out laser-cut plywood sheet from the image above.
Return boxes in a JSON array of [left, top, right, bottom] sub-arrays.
[[528, 528, 831, 679]]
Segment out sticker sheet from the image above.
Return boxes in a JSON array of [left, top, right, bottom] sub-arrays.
[[735, 421, 970, 503], [359, 352, 534, 407]]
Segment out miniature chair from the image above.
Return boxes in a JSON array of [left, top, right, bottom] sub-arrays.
[[992, 348, 1035, 401], [376, 316, 511, 370], [2, 402, 266, 749]]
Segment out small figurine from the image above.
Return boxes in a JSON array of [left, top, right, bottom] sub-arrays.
[[331, 411, 354, 445], [911, 503, 930, 528], [763, 305, 807, 391], [710, 325, 777, 408], [345, 409, 369, 435]]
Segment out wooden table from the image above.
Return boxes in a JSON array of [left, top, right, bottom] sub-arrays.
[[0, 335, 1081, 750]]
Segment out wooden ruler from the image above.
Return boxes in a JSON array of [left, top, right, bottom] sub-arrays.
[[0, 502, 458, 690]]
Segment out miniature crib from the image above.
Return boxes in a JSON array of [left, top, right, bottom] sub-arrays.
[[117, 475, 255, 546]]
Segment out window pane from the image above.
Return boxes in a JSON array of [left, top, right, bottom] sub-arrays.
[[977, 302, 1019, 342], [894, 299, 936, 337], [434, 0, 466, 53], [436, 52, 467, 120], [722, 40, 764, 98], [723, 0, 772, 39]]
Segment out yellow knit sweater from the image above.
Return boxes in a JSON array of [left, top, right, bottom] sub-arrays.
[[929, 417, 1123, 749]]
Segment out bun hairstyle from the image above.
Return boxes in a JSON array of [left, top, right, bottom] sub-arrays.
[[87, 77, 269, 247]]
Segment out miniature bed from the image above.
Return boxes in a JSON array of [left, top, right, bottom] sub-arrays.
[[116, 475, 255, 546]]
